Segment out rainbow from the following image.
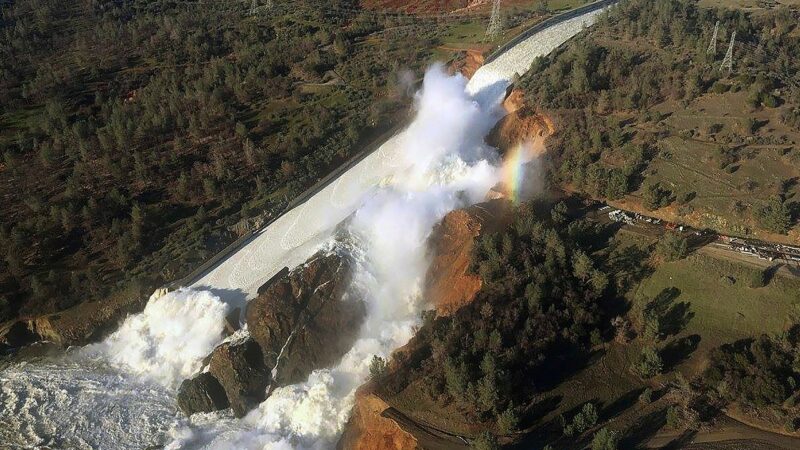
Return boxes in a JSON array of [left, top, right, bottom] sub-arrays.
[[502, 143, 528, 203]]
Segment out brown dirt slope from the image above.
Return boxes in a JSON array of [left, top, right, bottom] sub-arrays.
[[338, 387, 421, 450], [424, 199, 511, 317]]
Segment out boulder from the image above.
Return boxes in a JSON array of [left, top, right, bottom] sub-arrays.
[[176, 372, 229, 415], [246, 251, 365, 386], [208, 336, 271, 417], [176, 250, 365, 418]]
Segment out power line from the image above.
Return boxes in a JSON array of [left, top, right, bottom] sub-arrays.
[[486, 0, 503, 40], [720, 30, 736, 75], [706, 20, 719, 55]]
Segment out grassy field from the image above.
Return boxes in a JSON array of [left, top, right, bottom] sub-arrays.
[[626, 88, 800, 242], [429, 0, 593, 65], [634, 252, 800, 366]]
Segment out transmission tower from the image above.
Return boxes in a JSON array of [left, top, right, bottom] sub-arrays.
[[720, 31, 736, 74], [250, 0, 271, 15], [706, 21, 719, 55], [486, 0, 503, 41]]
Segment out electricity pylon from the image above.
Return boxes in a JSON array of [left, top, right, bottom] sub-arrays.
[[706, 21, 719, 55], [249, 0, 258, 15], [720, 31, 736, 74], [486, 0, 503, 41]]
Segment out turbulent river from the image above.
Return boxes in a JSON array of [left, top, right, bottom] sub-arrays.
[[0, 7, 608, 449]]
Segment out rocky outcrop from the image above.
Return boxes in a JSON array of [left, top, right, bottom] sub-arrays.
[[0, 286, 148, 349], [178, 251, 365, 417], [425, 199, 511, 317], [209, 336, 271, 417], [486, 101, 554, 158], [246, 252, 365, 386], [177, 372, 229, 415], [178, 335, 271, 418], [338, 387, 420, 450], [449, 47, 489, 79]]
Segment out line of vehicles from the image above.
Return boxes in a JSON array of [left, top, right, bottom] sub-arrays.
[[720, 237, 800, 263], [599, 205, 800, 264]]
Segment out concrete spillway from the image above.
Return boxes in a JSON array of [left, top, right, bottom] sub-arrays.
[[191, 6, 607, 300], [0, 5, 610, 449]]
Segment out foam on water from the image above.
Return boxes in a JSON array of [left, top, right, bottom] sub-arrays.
[[0, 358, 178, 449], [1, 289, 230, 448]]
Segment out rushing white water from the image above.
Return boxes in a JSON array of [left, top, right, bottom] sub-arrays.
[[84, 289, 231, 388], [0, 7, 607, 449], [0, 289, 231, 449], [165, 65, 502, 449]]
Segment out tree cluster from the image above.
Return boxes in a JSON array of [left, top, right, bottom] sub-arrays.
[[384, 202, 616, 437], [0, 0, 437, 318], [701, 327, 800, 424], [518, 0, 800, 234]]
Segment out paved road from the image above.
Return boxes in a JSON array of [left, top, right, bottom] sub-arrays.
[[588, 206, 800, 279]]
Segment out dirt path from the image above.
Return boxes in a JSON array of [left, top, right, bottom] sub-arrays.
[[646, 415, 800, 449]]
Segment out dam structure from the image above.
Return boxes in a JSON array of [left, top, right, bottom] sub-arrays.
[[0, 3, 613, 448], [190, 3, 611, 301]]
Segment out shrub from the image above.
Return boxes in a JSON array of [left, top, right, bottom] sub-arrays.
[[591, 428, 620, 450], [749, 268, 767, 288], [471, 431, 499, 450], [755, 198, 791, 234], [635, 347, 663, 378], [666, 405, 682, 428], [605, 169, 629, 200], [763, 94, 779, 108], [656, 232, 688, 262], [368, 355, 387, 379], [590, 329, 604, 347], [497, 407, 520, 434], [711, 82, 729, 94], [643, 183, 673, 210], [564, 402, 598, 436]]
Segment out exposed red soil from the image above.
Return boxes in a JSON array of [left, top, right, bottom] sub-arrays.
[[338, 64, 554, 450], [337, 385, 421, 450], [447, 47, 488, 78], [424, 199, 511, 317]]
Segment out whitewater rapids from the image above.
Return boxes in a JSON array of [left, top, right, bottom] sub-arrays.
[[0, 7, 607, 449]]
